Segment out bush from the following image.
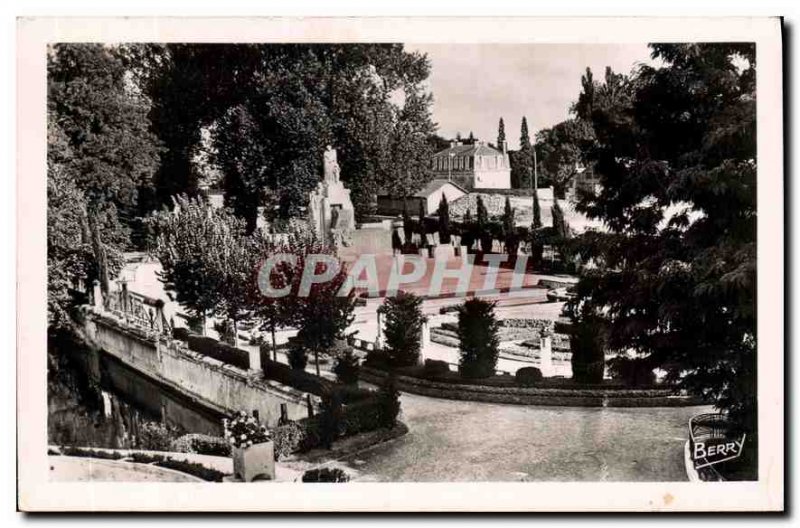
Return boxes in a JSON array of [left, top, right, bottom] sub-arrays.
[[172, 327, 190, 341], [423, 359, 451, 376], [156, 458, 226, 482], [171, 434, 231, 457], [608, 357, 655, 387], [302, 467, 350, 483], [377, 375, 401, 428], [363, 348, 390, 370], [272, 421, 307, 460], [457, 298, 500, 379], [185, 334, 250, 370], [380, 291, 427, 368], [318, 389, 344, 449], [60, 447, 124, 460], [287, 343, 308, 371], [262, 355, 328, 395], [569, 316, 606, 384], [137, 421, 178, 451], [332, 348, 360, 385], [515, 367, 543, 387]]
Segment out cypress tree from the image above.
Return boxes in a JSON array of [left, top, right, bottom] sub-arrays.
[[532, 189, 542, 228], [438, 194, 451, 245], [497, 117, 506, 150]]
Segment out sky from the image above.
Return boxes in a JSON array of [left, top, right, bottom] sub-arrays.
[[406, 43, 654, 147]]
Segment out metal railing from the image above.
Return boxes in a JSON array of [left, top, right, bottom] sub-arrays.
[[104, 288, 172, 336]]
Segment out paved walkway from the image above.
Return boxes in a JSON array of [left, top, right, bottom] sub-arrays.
[[49, 456, 203, 482], [337, 392, 710, 482]]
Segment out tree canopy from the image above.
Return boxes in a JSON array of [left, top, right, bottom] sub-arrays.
[[571, 44, 757, 431]]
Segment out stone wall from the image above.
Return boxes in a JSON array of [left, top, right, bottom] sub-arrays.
[[83, 309, 308, 427]]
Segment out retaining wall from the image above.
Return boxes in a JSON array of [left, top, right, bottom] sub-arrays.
[[81, 309, 308, 427]]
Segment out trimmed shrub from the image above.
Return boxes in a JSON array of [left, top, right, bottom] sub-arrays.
[[156, 458, 226, 482], [607, 357, 656, 387], [438, 194, 451, 245], [457, 298, 500, 379], [363, 348, 391, 370], [515, 367, 543, 387], [380, 291, 427, 368], [136, 421, 178, 451], [172, 327, 190, 341], [60, 447, 124, 460], [377, 375, 401, 428], [185, 334, 250, 370], [569, 316, 606, 384], [318, 389, 344, 449], [332, 348, 360, 385], [302, 467, 350, 483], [424, 359, 451, 377], [171, 434, 231, 457], [287, 343, 308, 371]]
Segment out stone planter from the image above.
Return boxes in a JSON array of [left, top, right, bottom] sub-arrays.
[[232, 441, 275, 482]]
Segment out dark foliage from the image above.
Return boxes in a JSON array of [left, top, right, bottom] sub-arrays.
[[457, 298, 500, 379], [379, 291, 428, 367], [302, 467, 351, 483], [332, 348, 360, 385], [185, 334, 250, 370], [515, 367, 544, 387]]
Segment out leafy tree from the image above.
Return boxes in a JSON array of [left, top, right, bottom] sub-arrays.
[[437, 194, 451, 245], [457, 298, 499, 379], [48, 44, 161, 221], [496, 117, 506, 151], [535, 119, 595, 198], [379, 291, 428, 367], [280, 234, 356, 376], [147, 195, 226, 334], [571, 44, 757, 441], [127, 44, 263, 210]]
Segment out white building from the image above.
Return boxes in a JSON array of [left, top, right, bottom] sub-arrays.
[[431, 140, 511, 190]]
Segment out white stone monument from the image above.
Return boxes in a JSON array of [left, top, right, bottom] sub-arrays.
[[308, 146, 356, 247]]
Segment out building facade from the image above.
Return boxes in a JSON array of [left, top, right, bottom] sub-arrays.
[[431, 141, 511, 190], [377, 179, 467, 216]]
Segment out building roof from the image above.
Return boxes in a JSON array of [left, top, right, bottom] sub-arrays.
[[432, 142, 505, 158], [413, 179, 468, 198]]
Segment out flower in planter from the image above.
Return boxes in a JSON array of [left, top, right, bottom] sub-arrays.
[[223, 411, 271, 449]]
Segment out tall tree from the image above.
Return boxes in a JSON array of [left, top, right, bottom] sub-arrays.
[[572, 44, 757, 443], [496, 117, 506, 151], [438, 194, 451, 245], [48, 44, 161, 235], [511, 116, 534, 189]]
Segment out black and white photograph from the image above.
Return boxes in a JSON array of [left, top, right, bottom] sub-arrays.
[[16, 15, 784, 512]]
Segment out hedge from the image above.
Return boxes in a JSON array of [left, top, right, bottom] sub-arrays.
[[185, 334, 250, 370], [259, 349, 374, 404], [272, 391, 393, 459]]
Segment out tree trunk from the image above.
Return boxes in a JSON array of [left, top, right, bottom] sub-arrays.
[[231, 319, 239, 348], [315, 349, 321, 377], [271, 324, 277, 362]]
